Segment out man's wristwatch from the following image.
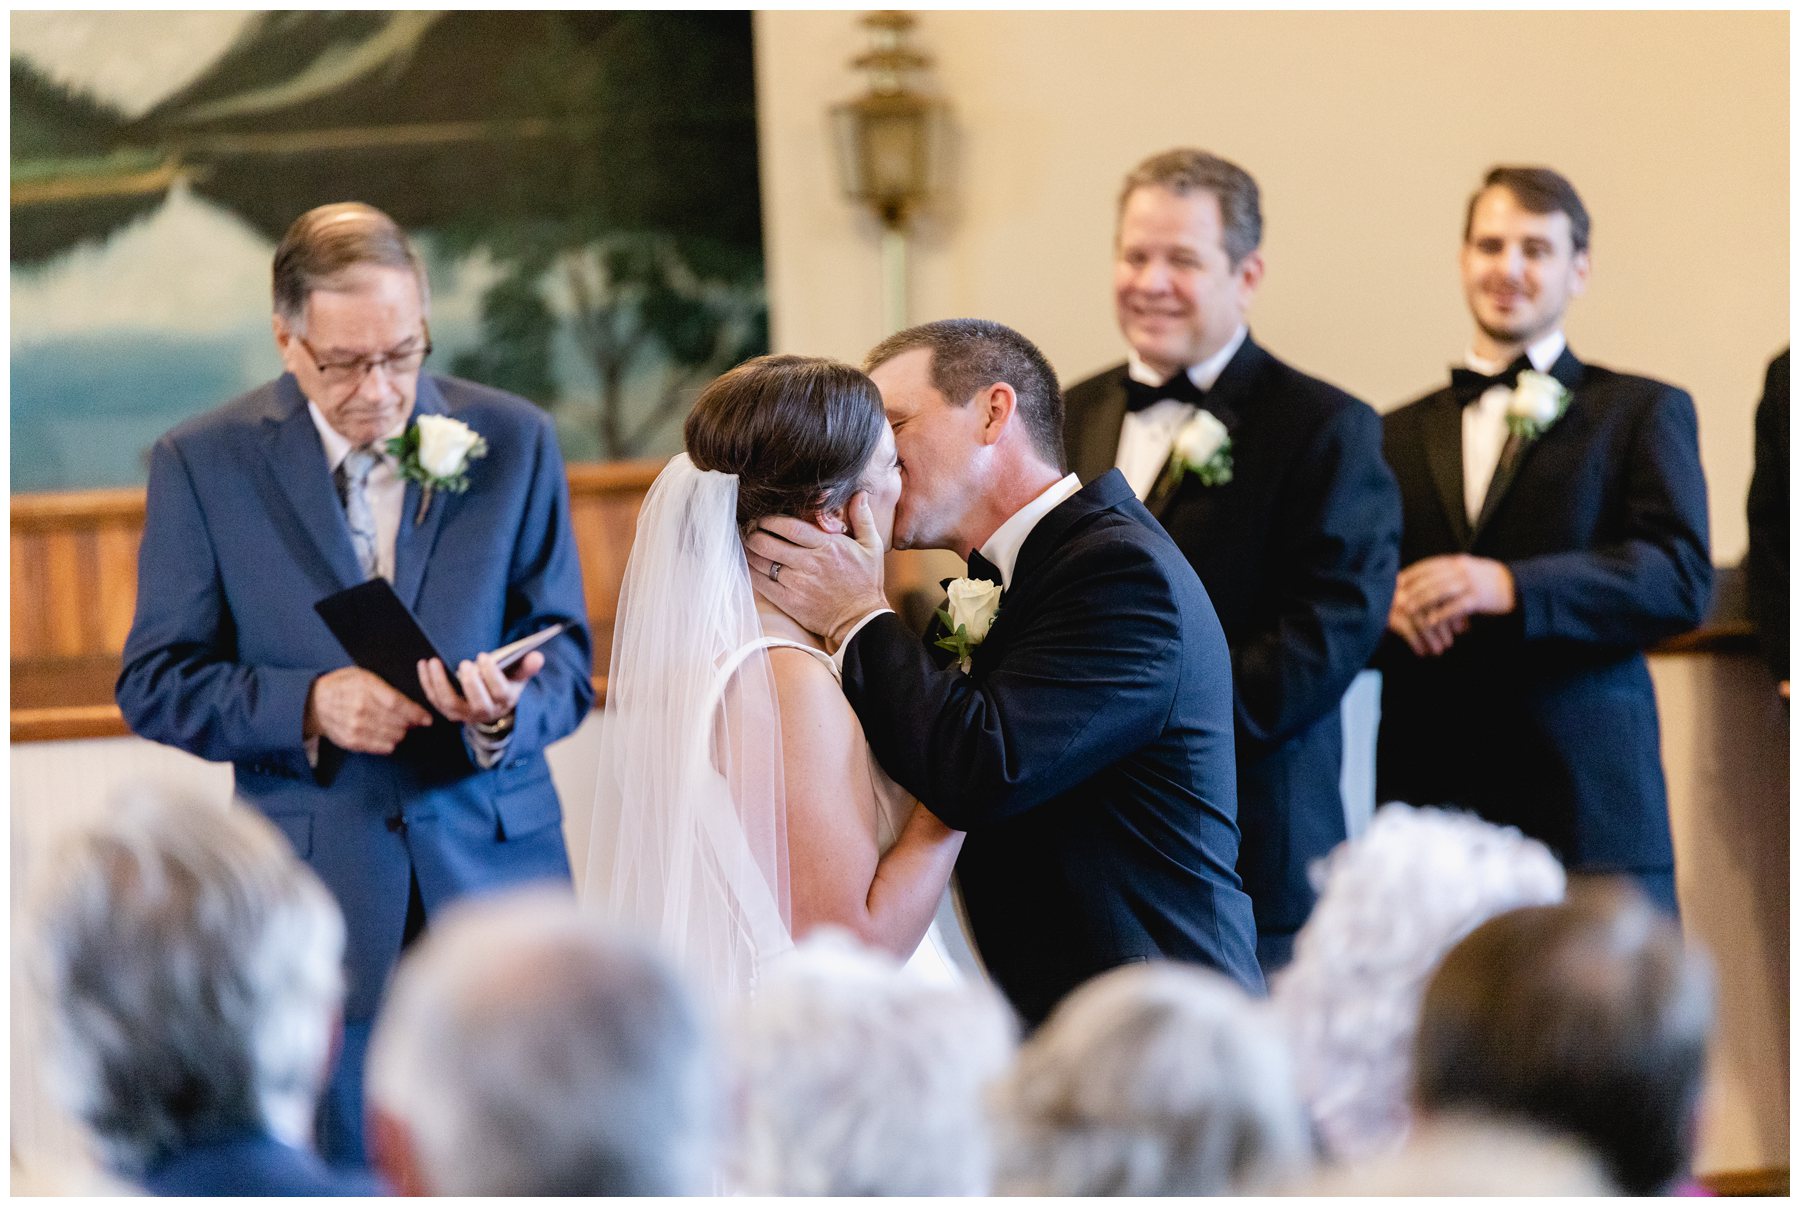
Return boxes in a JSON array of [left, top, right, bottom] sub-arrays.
[[473, 712, 516, 739]]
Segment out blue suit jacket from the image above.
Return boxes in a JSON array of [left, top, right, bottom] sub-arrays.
[[841, 471, 1263, 1025], [1377, 347, 1711, 873], [142, 1129, 384, 1197], [117, 372, 594, 1018]]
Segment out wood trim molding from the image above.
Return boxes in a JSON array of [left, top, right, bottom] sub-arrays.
[[1698, 1166, 1788, 1197], [12, 676, 612, 745]]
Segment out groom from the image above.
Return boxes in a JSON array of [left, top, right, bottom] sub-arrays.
[[747, 318, 1262, 1024]]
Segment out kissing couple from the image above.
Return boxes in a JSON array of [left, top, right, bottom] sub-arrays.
[[588, 318, 1262, 1024]]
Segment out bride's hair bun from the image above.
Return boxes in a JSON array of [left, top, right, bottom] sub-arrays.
[[685, 354, 886, 530]]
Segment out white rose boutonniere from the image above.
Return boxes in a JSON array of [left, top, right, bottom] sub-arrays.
[[1506, 371, 1572, 440], [386, 414, 489, 524], [1161, 409, 1234, 491], [935, 576, 1003, 673]]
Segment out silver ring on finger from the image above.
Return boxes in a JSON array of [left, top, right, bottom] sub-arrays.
[[769, 562, 783, 584]]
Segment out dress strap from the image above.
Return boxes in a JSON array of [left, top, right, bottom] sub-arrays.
[[715, 635, 840, 684]]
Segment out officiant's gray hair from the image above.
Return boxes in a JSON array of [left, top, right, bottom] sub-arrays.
[[993, 962, 1312, 1195], [729, 930, 1017, 1195], [273, 201, 431, 334], [26, 788, 344, 1177], [366, 889, 716, 1196]]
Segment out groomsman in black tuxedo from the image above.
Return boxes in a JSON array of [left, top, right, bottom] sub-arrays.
[[1378, 167, 1712, 913], [1063, 149, 1402, 972]]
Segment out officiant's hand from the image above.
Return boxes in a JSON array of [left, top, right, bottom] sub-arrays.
[[417, 650, 544, 727], [304, 666, 433, 754], [745, 492, 889, 651]]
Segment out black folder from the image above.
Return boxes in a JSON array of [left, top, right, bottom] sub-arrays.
[[314, 579, 564, 722]]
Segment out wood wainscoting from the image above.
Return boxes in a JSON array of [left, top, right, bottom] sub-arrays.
[[12, 461, 946, 743], [10, 462, 664, 742]]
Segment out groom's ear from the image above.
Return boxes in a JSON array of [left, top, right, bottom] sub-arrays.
[[976, 382, 1018, 447]]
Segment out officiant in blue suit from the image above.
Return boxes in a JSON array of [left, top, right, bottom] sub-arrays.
[[117, 203, 594, 1166]]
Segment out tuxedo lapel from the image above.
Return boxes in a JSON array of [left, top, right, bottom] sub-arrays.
[[260, 375, 367, 590], [392, 377, 452, 610], [1470, 347, 1588, 543], [1070, 367, 1131, 485], [1419, 390, 1474, 549]]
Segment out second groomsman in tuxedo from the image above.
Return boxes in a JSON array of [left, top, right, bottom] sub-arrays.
[[1064, 149, 1402, 972], [1378, 167, 1711, 913]]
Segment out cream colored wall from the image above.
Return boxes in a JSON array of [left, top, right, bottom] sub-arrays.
[[755, 10, 1787, 563]]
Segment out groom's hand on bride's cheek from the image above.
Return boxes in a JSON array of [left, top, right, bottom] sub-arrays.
[[745, 493, 889, 645]]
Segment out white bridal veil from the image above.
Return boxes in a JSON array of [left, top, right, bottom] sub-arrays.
[[586, 453, 793, 1001]]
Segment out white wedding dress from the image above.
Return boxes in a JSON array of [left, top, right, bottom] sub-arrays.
[[587, 454, 970, 1003]]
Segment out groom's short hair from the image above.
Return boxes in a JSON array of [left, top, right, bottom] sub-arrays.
[[865, 319, 1067, 471]]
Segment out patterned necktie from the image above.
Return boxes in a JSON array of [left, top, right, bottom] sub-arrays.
[[336, 445, 380, 580]]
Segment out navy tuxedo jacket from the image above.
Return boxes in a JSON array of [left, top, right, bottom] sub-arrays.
[[840, 470, 1262, 1025], [118, 372, 594, 1019], [1065, 337, 1401, 936], [1377, 347, 1711, 871]]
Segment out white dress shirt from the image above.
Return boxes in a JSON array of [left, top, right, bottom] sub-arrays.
[[1462, 330, 1566, 523], [306, 402, 509, 767], [1114, 324, 1248, 500], [977, 472, 1083, 587]]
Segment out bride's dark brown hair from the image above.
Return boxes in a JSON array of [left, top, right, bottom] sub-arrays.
[[684, 354, 886, 530]]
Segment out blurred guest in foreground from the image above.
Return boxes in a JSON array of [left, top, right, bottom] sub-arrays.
[[1413, 881, 1715, 1196], [1378, 165, 1711, 916], [26, 788, 375, 1196], [366, 888, 714, 1196], [993, 962, 1311, 1195], [1290, 1112, 1617, 1195], [729, 930, 1016, 1194], [1270, 802, 1565, 1160]]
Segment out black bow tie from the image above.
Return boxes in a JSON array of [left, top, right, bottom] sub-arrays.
[[1124, 371, 1208, 413], [964, 549, 1003, 588], [1449, 355, 1534, 407]]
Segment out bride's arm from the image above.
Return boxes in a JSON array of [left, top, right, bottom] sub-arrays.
[[770, 648, 963, 958]]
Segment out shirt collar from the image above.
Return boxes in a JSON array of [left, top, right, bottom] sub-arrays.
[[977, 472, 1083, 588], [306, 400, 408, 472], [1465, 329, 1566, 376], [1126, 324, 1248, 393]]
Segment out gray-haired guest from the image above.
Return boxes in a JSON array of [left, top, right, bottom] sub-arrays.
[[729, 929, 1017, 1195], [365, 887, 715, 1196], [1269, 802, 1566, 1161], [994, 962, 1312, 1195], [25, 789, 377, 1196]]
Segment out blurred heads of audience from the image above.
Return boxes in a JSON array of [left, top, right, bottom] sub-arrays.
[[366, 887, 715, 1195], [26, 789, 345, 1184], [1413, 880, 1714, 1195], [994, 961, 1311, 1195], [727, 929, 1016, 1194], [1270, 802, 1567, 1159]]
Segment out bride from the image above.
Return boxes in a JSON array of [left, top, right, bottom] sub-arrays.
[[587, 354, 964, 1000]]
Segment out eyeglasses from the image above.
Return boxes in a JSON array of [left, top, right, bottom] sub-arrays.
[[297, 325, 432, 394]]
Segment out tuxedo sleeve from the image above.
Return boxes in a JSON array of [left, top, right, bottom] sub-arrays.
[[116, 436, 319, 770], [839, 546, 1182, 830], [1746, 352, 1789, 680], [1509, 385, 1712, 646], [1232, 401, 1401, 756], [485, 412, 595, 762]]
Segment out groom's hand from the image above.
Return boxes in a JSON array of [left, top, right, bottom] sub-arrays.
[[745, 492, 889, 651]]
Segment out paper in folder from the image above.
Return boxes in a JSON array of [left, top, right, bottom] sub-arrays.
[[314, 578, 565, 720]]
